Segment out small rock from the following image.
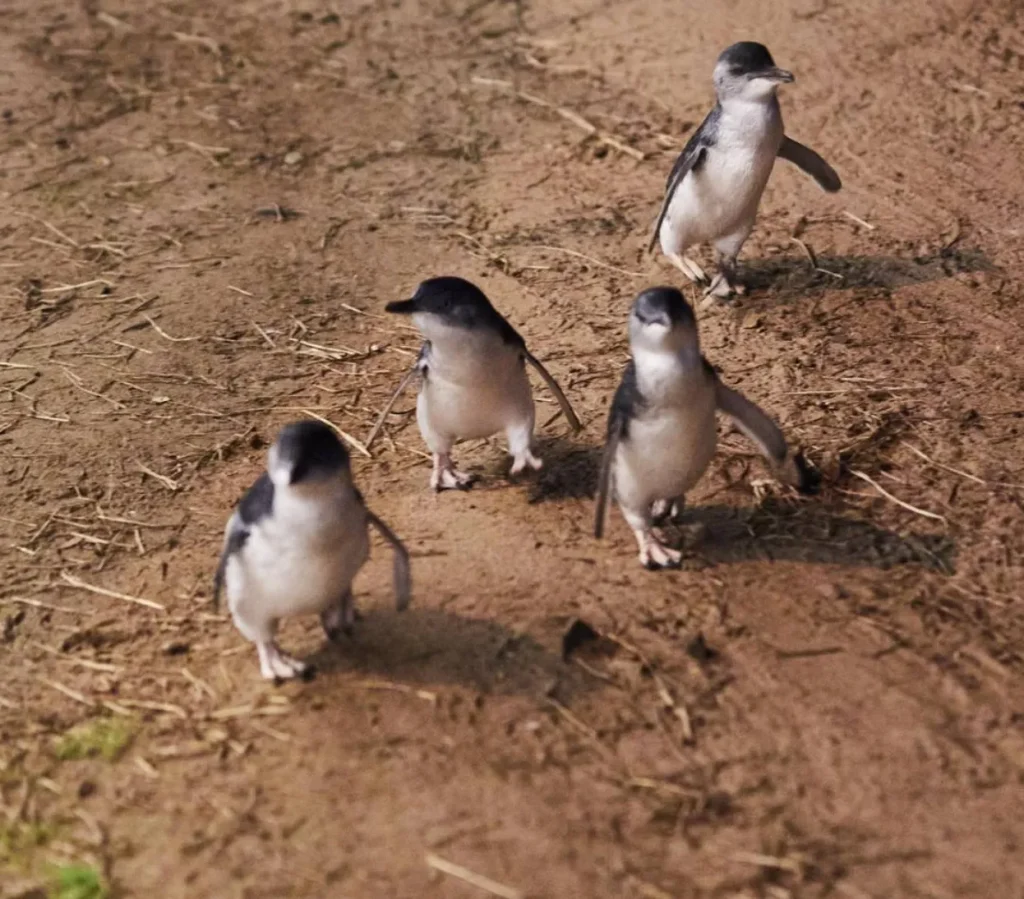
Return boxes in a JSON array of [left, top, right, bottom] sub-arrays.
[[78, 780, 97, 799], [162, 640, 189, 656], [686, 632, 718, 664], [283, 150, 303, 166], [562, 618, 600, 660]]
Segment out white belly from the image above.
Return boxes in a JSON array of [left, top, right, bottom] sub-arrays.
[[664, 149, 777, 248], [615, 400, 717, 510], [419, 363, 533, 442], [228, 505, 369, 624], [661, 104, 783, 251]]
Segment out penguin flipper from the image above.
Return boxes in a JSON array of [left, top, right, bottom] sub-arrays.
[[594, 422, 622, 539], [778, 136, 842, 193], [365, 347, 427, 452], [213, 515, 249, 610], [366, 508, 412, 611], [711, 370, 818, 495], [647, 145, 708, 254], [523, 351, 582, 432]]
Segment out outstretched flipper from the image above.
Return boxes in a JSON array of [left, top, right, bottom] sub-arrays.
[[523, 351, 583, 432], [711, 367, 819, 494], [365, 345, 428, 452], [366, 509, 412, 611], [778, 136, 842, 193]]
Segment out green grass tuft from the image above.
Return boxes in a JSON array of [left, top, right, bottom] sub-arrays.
[[48, 863, 109, 899], [54, 717, 136, 762]]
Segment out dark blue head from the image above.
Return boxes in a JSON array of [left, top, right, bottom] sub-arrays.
[[714, 42, 793, 99], [269, 420, 350, 487], [385, 276, 523, 347], [629, 287, 699, 353]]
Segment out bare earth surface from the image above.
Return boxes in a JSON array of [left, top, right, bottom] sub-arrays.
[[2, 0, 1024, 896]]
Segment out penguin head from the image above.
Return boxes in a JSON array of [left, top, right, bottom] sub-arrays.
[[714, 42, 794, 101], [628, 287, 699, 355], [268, 420, 351, 488], [385, 276, 507, 343]]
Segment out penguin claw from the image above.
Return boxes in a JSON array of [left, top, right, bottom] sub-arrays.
[[638, 538, 683, 570], [431, 467, 475, 491], [258, 641, 310, 681], [510, 452, 543, 477]]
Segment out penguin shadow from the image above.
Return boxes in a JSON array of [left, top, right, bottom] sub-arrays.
[[307, 607, 592, 701], [526, 437, 602, 504], [742, 246, 994, 296], [681, 499, 956, 572]]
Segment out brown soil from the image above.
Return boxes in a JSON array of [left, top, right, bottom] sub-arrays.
[[3, 0, 1024, 897]]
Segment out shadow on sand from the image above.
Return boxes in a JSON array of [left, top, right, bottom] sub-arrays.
[[742, 247, 994, 295], [527, 441, 955, 573]]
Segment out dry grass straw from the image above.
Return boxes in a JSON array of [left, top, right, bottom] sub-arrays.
[[471, 75, 644, 161], [425, 853, 524, 899]]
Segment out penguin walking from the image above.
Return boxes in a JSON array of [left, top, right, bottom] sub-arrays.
[[366, 276, 582, 490], [214, 420, 411, 680], [649, 41, 842, 300], [595, 287, 819, 569]]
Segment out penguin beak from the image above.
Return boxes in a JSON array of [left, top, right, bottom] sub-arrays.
[[758, 66, 794, 83], [384, 298, 418, 315]]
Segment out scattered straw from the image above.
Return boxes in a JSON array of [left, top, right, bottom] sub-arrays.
[[60, 572, 166, 611], [116, 699, 188, 718], [7, 596, 82, 614], [38, 677, 93, 707], [142, 314, 199, 342], [136, 462, 179, 491], [40, 279, 114, 293], [518, 244, 644, 277], [842, 210, 876, 231], [134, 756, 159, 778], [902, 441, 1023, 490], [848, 470, 947, 524], [352, 680, 437, 703], [182, 667, 217, 700], [172, 31, 220, 54], [425, 853, 524, 899], [730, 850, 802, 875], [470, 75, 644, 161], [250, 721, 292, 742]]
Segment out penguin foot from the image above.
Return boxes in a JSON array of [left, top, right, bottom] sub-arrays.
[[668, 253, 708, 285], [431, 454, 475, 491], [703, 273, 745, 301], [509, 450, 543, 477], [432, 467, 475, 491], [257, 641, 309, 681], [638, 534, 683, 570], [320, 597, 356, 642]]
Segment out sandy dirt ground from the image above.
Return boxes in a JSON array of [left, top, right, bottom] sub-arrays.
[[2, 0, 1024, 896]]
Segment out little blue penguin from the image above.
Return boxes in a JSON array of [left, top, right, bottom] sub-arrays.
[[214, 419, 411, 680], [649, 41, 842, 299], [595, 287, 819, 569], [366, 276, 582, 490]]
